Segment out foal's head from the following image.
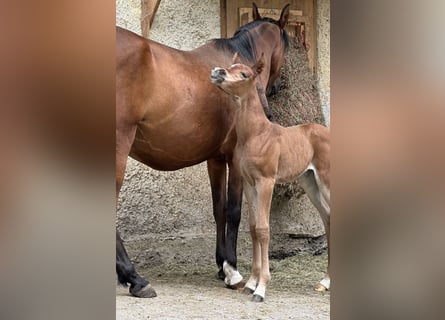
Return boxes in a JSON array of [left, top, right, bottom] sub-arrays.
[[211, 53, 265, 100]]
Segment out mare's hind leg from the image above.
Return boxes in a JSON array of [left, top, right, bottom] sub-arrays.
[[298, 169, 331, 291], [116, 125, 156, 298]]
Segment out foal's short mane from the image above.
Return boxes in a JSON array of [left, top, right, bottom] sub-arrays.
[[212, 18, 289, 63]]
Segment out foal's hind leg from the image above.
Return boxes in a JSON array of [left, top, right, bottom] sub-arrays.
[[298, 169, 331, 291], [116, 125, 156, 298]]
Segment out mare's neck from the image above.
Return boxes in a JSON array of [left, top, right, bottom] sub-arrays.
[[235, 84, 271, 144]]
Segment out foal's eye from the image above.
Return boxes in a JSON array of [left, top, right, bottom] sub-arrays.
[[240, 72, 248, 79]]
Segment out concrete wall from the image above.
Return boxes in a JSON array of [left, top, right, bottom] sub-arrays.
[[116, 0, 141, 34], [116, 0, 329, 268]]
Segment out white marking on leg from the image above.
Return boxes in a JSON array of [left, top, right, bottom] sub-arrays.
[[319, 277, 330, 290], [244, 276, 258, 292], [223, 261, 243, 286], [253, 283, 266, 299]]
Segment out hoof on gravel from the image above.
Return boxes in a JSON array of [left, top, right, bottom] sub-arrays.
[[252, 294, 264, 302], [315, 278, 330, 292], [130, 284, 157, 298], [243, 287, 255, 295], [226, 280, 246, 290], [314, 283, 328, 292]]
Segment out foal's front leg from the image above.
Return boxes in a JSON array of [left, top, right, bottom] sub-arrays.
[[251, 178, 274, 302], [243, 182, 261, 294]]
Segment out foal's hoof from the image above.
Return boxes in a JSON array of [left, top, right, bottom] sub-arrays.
[[315, 278, 330, 292], [252, 294, 264, 302], [314, 283, 328, 292], [130, 284, 157, 298], [242, 287, 255, 295]]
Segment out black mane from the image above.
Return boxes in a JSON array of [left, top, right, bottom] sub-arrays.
[[212, 18, 289, 63]]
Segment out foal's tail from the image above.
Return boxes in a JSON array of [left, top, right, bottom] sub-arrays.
[[306, 124, 330, 188]]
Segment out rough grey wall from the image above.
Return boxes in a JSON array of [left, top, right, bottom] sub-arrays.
[[317, 0, 330, 127], [150, 0, 220, 49], [116, 0, 141, 34], [116, 1, 327, 267]]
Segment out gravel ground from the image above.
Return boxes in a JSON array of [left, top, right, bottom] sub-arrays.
[[116, 254, 330, 319]]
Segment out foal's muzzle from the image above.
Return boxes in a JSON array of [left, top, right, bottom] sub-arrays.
[[210, 68, 226, 84]]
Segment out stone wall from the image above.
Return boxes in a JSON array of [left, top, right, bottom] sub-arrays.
[[116, 0, 329, 268]]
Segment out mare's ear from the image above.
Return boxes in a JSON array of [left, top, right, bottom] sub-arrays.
[[279, 4, 290, 29], [231, 52, 241, 65], [253, 53, 265, 76], [252, 2, 261, 21]]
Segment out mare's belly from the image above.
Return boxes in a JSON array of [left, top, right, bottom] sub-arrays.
[[129, 121, 226, 171]]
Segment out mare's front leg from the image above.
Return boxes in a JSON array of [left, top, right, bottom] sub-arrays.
[[116, 124, 156, 298], [222, 158, 244, 287], [207, 159, 228, 280]]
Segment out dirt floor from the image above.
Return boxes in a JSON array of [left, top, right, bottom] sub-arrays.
[[116, 253, 330, 319]]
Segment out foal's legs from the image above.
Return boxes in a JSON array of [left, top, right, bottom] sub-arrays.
[[243, 183, 261, 294], [243, 178, 274, 302], [251, 178, 274, 302], [298, 169, 331, 291], [116, 125, 156, 298]]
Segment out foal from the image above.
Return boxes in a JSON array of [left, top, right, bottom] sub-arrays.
[[210, 54, 330, 301]]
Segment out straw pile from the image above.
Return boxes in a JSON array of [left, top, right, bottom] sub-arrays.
[[269, 36, 324, 126]]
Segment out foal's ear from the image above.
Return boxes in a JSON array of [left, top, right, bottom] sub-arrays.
[[253, 53, 265, 76], [279, 4, 290, 29], [252, 2, 261, 21], [231, 52, 241, 65]]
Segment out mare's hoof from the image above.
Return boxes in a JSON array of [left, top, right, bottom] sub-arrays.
[[243, 287, 255, 295], [130, 284, 157, 298], [252, 294, 264, 302], [226, 280, 246, 290], [217, 268, 225, 281]]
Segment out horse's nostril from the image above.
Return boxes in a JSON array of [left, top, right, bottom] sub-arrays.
[[218, 69, 226, 76]]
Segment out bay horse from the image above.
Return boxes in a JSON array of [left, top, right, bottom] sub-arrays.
[[116, 3, 290, 298], [210, 54, 330, 302]]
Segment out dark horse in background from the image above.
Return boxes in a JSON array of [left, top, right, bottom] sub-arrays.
[[116, 3, 290, 297]]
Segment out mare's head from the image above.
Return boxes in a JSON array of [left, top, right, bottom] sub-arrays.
[[211, 53, 265, 100], [213, 3, 290, 97]]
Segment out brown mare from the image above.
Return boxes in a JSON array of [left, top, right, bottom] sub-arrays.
[[116, 3, 290, 298], [210, 54, 330, 302]]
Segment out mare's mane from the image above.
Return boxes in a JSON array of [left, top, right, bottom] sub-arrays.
[[212, 18, 289, 63]]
